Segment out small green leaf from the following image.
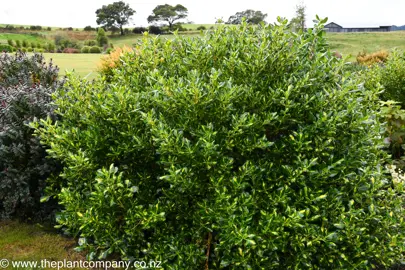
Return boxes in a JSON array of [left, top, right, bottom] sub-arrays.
[[40, 196, 50, 203]]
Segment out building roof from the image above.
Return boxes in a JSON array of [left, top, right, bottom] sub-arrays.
[[324, 22, 343, 28], [325, 22, 391, 29]]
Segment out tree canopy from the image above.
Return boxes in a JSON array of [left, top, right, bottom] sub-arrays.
[[147, 4, 188, 30], [226, 9, 267, 24], [96, 1, 135, 35], [289, 2, 306, 31]]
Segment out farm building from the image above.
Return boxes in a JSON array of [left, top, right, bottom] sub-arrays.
[[324, 22, 391, 32]]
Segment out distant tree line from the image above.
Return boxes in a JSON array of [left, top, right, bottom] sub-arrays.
[[391, 25, 405, 31], [1, 1, 309, 37]]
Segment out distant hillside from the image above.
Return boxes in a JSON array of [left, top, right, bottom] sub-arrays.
[[391, 25, 405, 31]]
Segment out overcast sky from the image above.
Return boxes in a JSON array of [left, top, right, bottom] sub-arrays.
[[0, 0, 403, 28]]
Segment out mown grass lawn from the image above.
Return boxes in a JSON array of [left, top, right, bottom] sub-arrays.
[[0, 33, 47, 44], [4, 30, 405, 80], [109, 32, 201, 47], [0, 221, 85, 269], [42, 53, 103, 80], [327, 31, 405, 60]]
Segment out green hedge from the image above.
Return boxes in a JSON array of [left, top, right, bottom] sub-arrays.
[[0, 44, 14, 52], [81, 46, 91, 53], [89, 46, 102, 53], [34, 18, 405, 268]]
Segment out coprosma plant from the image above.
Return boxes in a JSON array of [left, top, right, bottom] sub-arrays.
[[34, 17, 405, 268], [0, 52, 62, 220]]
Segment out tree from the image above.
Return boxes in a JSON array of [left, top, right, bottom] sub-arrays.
[[215, 17, 224, 24], [147, 4, 188, 31], [226, 9, 267, 24], [290, 2, 306, 31], [96, 1, 135, 36], [96, 28, 109, 47], [84, 26, 96, 31]]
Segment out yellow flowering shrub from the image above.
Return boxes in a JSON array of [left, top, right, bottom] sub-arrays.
[[98, 46, 134, 79], [356, 49, 389, 66]]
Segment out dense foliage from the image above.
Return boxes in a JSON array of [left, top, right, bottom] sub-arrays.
[[360, 51, 405, 169], [98, 45, 133, 80], [34, 19, 405, 268], [96, 28, 109, 48], [376, 51, 405, 107], [95, 1, 135, 36], [226, 9, 267, 25], [147, 4, 188, 31], [357, 50, 389, 66], [0, 52, 62, 220], [0, 44, 14, 52]]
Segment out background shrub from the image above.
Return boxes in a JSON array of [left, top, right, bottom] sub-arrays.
[[81, 46, 91, 53], [357, 49, 389, 66], [7, 39, 14, 47], [96, 28, 109, 47], [47, 43, 56, 53], [84, 40, 97, 46], [132, 27, 147, 34], [22, 40, 28, 48], [0, 44, 13, 52], [29, 25, 42, 31], [98, 46, 133, 79], [360, 51, 405, 170], [196, 26, 206, 30], [0, 52, 62, 220], [172, 24, 187, 31], [35, 19, 405, 268], [376, 51, 405, 107], [89, 46, 102, 53], [15, 40, 21, 48], [148, 25, 162, 35], [27, 47, 33, 52], [84, 26, 96, 31], [54, 36, 80, 50]]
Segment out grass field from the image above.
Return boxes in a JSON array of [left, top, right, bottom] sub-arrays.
[[0, 33, 47, 44], [42, 53, 103, 79], [0, 221, 85, 268], [109, 32, 201, 47], [43, 31, 405, 79], [56, 31, 405, 78], [3, 26, 405, 79], [182, 23, 217, 30], [327, 31, 405, 59]]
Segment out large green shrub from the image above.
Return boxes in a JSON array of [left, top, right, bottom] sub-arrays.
[[81, 46, 91, 53], [360, 51, 405, 168], [0, 52, 62, 220], [35, 18, 405, 268], [84, 40, 97, 46], [89, 46, 102, 53], [96, 28, 108, 47], [0, 44, 14, 52], [376, 51, 405, 107]]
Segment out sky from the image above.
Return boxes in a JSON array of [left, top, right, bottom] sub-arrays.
[[0, 0, 404, 28]]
